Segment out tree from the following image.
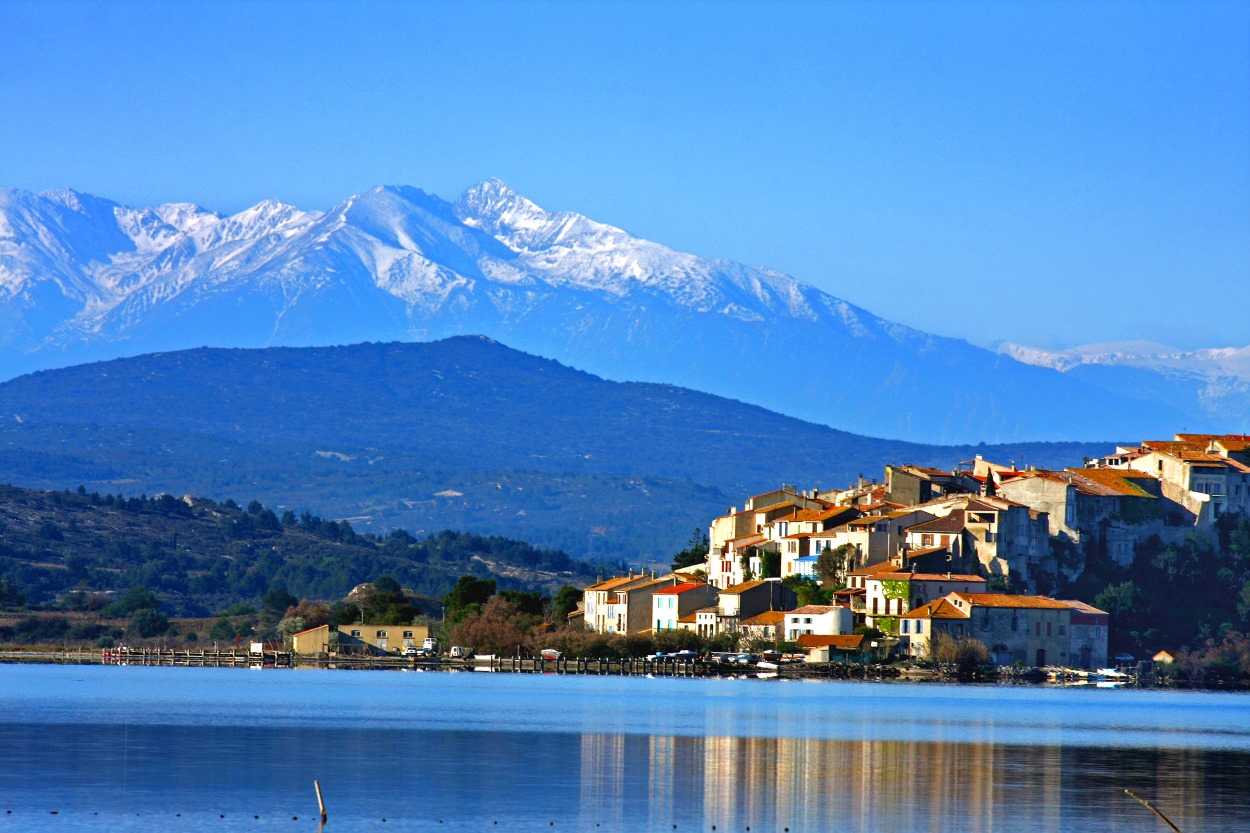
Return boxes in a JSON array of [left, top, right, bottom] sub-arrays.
[[816, 544, 855, 588], [450, 596, 533, 656], [443, 575, 496, 621], [262, 586, 298, 623], [101, 585, 160, 618], [760, 550, 781, 579], [550, 585, 582, 623], [671, 528, 709, 571], [128, 608, 170, 638]]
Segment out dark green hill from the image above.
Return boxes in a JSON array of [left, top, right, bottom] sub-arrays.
[[0, 336, 1110, 561], [0, 482, 596, 614]]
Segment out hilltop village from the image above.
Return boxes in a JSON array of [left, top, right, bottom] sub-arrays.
[[560, 432, 1250, 670]]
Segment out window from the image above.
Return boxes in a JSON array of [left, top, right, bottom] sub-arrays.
[[350, 630, 361, 637], [377, 630, 387, 638], [804, 617, 812, 624], [403, 631, 413, 638], [921, 534, 933, 547], [902, 620, 910, 634], [1058, 625, 1066, 635], [1035, 622, 1041, 636], [917, 620, 924, 634], [1046, 622, 1052, 636]]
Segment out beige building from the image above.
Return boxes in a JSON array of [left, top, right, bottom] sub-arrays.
[[291, 623, 430, 656], [899, 592, 1073, 667]]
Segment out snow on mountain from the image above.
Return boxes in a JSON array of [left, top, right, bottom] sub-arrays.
[[0, 180, 1213, 443], [998, 341, 1250, 429]]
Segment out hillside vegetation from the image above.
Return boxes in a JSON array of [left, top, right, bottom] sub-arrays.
[[0, 482, 597, 616], [0, 337, 1108, 562]]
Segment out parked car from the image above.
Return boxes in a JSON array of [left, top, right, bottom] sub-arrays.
[[671, 650, 698, 662], [449, 645, 471, 659], [402, 646, 419, 657]]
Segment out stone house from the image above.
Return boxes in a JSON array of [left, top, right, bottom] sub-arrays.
[[1058, 599, 1109, 670], [899, 592, 1073, 667]]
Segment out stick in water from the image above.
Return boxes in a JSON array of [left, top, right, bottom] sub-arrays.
[[315, 779, 327, 823], [1124, 789, 1182, 833]]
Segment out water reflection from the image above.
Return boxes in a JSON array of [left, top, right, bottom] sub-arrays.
[[573, 732, 1250, 833], [2, 665, 1249, 833]]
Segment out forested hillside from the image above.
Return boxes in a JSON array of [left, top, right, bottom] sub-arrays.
[[0, 483, 597, 616], [0, 337, 1109, 562]]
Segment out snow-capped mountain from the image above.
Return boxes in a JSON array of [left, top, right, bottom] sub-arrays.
[[998, 341, 1250, 429], [0, 179, 1208, 442]]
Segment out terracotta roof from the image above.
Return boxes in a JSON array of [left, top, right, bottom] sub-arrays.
[[720, 579, 769, 594], [726, 533, 766, 546], [587, 575, 645, 592], [788, 605, 841, 615], [893, 572, 985, 583], [752, 501, 797, 514], [654, 582, 708, 595], [741, 610, 785, 626], [902, 598, 968, 619], [847, 561, 905, 577], [817, 506, 861, 523], [1064, 467, 1159, 498], [833, 587, 865, 597], [953, 593, 1070, 610], [1056, 599, 1109, 615], [907, 511, 966, 534], [797, 634, 866, 650], [677, 612, 699, 624]]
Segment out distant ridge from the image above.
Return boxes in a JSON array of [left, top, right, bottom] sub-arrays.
[[0, 181, 1203, 443], [0, 337, 1110, 562]]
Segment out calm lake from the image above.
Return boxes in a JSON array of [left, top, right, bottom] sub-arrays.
[[0, 664, 1247, 833]]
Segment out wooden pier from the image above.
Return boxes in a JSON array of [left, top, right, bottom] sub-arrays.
[[484, 655, 712, 676], [101, 646, 292, 667]]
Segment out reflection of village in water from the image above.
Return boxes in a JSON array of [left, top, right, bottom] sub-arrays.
[[577, 730, 1238, 833]]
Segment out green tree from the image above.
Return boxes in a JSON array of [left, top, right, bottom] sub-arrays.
[[101, 586, 160, 618], [262, 586, 298, 623], [128, 608, 170, 638], [671, 528, 709, 571], [549, 585, 582, 622], [443, 575, 496, 621], [816, 544, 855, 587]]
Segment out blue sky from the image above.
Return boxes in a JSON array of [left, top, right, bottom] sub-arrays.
[[2, 0, 1247, 350]]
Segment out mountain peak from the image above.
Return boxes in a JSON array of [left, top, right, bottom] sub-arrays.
[[454, 179, 548, 235]]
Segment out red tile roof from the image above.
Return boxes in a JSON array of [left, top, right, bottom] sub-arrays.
[[954, 593, 1070, 610], [741, 610, 785, 626], [654, 582, 708, 595], [901, 598, 967, 619], [797, 634, 866, 650]]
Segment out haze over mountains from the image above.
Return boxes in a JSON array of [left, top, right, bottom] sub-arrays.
[[0, 180, 1234, 444]]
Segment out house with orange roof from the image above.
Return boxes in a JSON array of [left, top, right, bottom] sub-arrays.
[[707, 485, 831, 565], [885, 464, 980, 506], [798, 633, 868, 662], [1122, 435, 1250, 524], [784, 604, 854, 641], [583, 572, 681, 634], [693, 578, 796, 637], [652, 581, 718, 632], [1057, 599, 1109, 669], [739, 609, 785, 642], [997, 468, 1165, 567], [862, 569, 986, 634], [900, 592, 1075, 666]]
